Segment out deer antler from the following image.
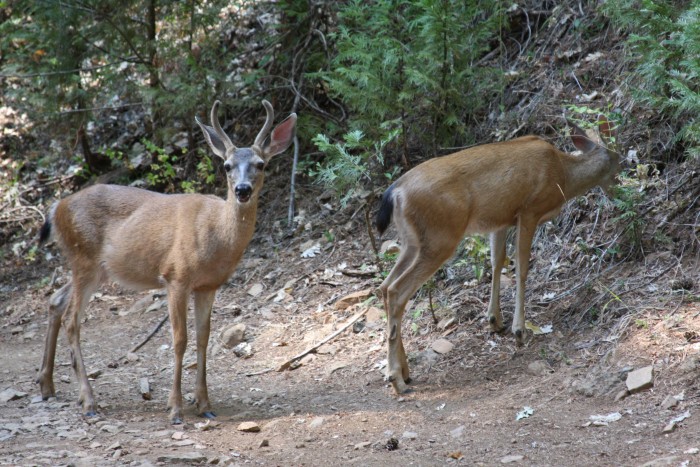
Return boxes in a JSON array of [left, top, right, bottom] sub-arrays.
[[210, 100, 236, 151], [252, 100, 274, 153]]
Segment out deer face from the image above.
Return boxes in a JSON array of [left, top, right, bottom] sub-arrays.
[[223, 148, 266, 204]]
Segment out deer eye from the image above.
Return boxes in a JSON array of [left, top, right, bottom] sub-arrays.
[[255, 161, 265, 170], [223, 161, 232, 172]]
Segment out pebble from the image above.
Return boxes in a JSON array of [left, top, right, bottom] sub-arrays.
[[237, 421, 261, 432], [626, 366, 654, 393], [402, 431, 417, 439], [501, 454, 524, 463], [309, 417, 325, 429]]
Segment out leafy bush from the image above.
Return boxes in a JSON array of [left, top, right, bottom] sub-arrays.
[[314, 0, 505, 162], [603, 0, 700, 158]]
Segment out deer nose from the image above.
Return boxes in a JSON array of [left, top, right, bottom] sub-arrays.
[[235, 184, 253, 202]]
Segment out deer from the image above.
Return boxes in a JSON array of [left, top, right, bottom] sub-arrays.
[[37, 99, 297, 424], [375, 117, 618, 394]]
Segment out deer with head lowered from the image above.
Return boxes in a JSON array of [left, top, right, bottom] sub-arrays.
[[376, 117, 618, 394], [37, 99, 296, 423]]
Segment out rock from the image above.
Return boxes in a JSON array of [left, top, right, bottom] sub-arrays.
[[0, 388, 28, 403], [437, 317, 456, 330], [237, 421, 261, 433], [662, 422, 677, 433], [640, 456, 679, 466], [139, 378, 151, 400], [450, 425, 465, 438], [247, 283, 264, 297], [401, 431, 417, 439], [366, 307, 384, 323], [221, 323, 247, 349], [259, 439, 269, 448], [661, 395, 679, 410], [684, 448, 699, 455], [626, 366, 654, 393], [233, 342, 253, 358], [614, 389, 630, 401], [309, 417, 324, 429], [156, 452, 209, 464], [527, 360, 550, 376], [380, 240, 400, 255], [334, 289, 373, 310], [501, 455, 524, 463], [431, 338, 454, 354], [354, 441, 371, 450]]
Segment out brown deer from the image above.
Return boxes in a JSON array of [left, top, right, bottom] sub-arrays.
[[376, 118, 618, 394], [37, 100, 296, 423]]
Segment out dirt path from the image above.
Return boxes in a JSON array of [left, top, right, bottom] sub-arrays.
[[2, 239, 699, 466]]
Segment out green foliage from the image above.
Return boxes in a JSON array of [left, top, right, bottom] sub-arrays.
[[312, 128, 399, 206], [314, 0, 505, 159], [142, 139, 178, 190], [456, 235, 491, 282], [603, 1, 700, 158]]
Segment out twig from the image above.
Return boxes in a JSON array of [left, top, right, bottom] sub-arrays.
[[277, 307, 370, 372], [245, 368, 275, 377], [129, 313, 170, 354]]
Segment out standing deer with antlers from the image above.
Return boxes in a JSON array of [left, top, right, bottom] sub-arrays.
[[37, 100, 296, 423], [376, 118, 619, 394]]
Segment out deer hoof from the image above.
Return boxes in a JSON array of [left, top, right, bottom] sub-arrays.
[[201, 411, 216, 419], [514, 329, 524, 346], [171, 417, 184, 425]]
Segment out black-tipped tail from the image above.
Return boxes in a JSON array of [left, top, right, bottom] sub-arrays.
[[375, 183, 395, 236], [39, 219, 51, 244]]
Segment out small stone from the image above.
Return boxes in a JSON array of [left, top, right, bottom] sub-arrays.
[[449, 451, 464, 460], [233, 342, 253, 358], [661, 395, 679, 410], [309, 417, 324, 429], [626, 366, 654, 393], [366, 307, 384, 323], [354, 441, 371, 450], [402, 431, 418, 440], [172, 439, 195, 447], [527, 361, 550, 376], [662, 422, 677, 433], [156, 452, 208, 463], [247, 283, 264, 297], [501, 454, 524, 463], [684, 448, 699, 455], [431, 338, 454, 355], [450, 425, 465, 438], [437, 317, 456, 330], [0, 388, 28, 403], [259, 439, 269, 448], [380, 240, 400, 255], [237, 421, 261, 433], [107, 442, 122, 450], [221, 323, 247, 349], [139, 378, 151, 400], [172, 431, 186, 440], [334, 289, 373, 310], [126, 352, 139, 362]]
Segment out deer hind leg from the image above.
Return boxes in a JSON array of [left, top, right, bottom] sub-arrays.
[[63, 272, 101, 416], [512, 217, 537, 345], [383, 242, 457, 394], [379, 244, 418, 387], [166, 284, 189, 425], [487, 229, 508, 333], [193, 289, 216, 419], [37, 281, 73, 400]]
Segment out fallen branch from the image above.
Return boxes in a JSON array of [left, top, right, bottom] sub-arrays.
[[129, 312, 170, 354], [277, 307, 370, 372]]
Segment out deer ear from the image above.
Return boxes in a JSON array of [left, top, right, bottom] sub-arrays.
[[196, 117, 227, 159], [567, 120, 597, 153], [597, 114, 615, 140], [262, 113, 297, 161]]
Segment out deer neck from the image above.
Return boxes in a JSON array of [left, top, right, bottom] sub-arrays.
[[562, 150, 615, 200], [224, 193, 259, 242]]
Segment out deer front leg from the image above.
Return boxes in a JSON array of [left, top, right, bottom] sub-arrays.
[[166, 285, 189, 424], [487, 229, 507, 333], [37, 282, 72, 400], [193, 289, 216, 419], [513, 218, 537, 345]]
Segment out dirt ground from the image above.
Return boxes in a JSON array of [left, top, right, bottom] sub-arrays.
[[1, 197, 700, 466]]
